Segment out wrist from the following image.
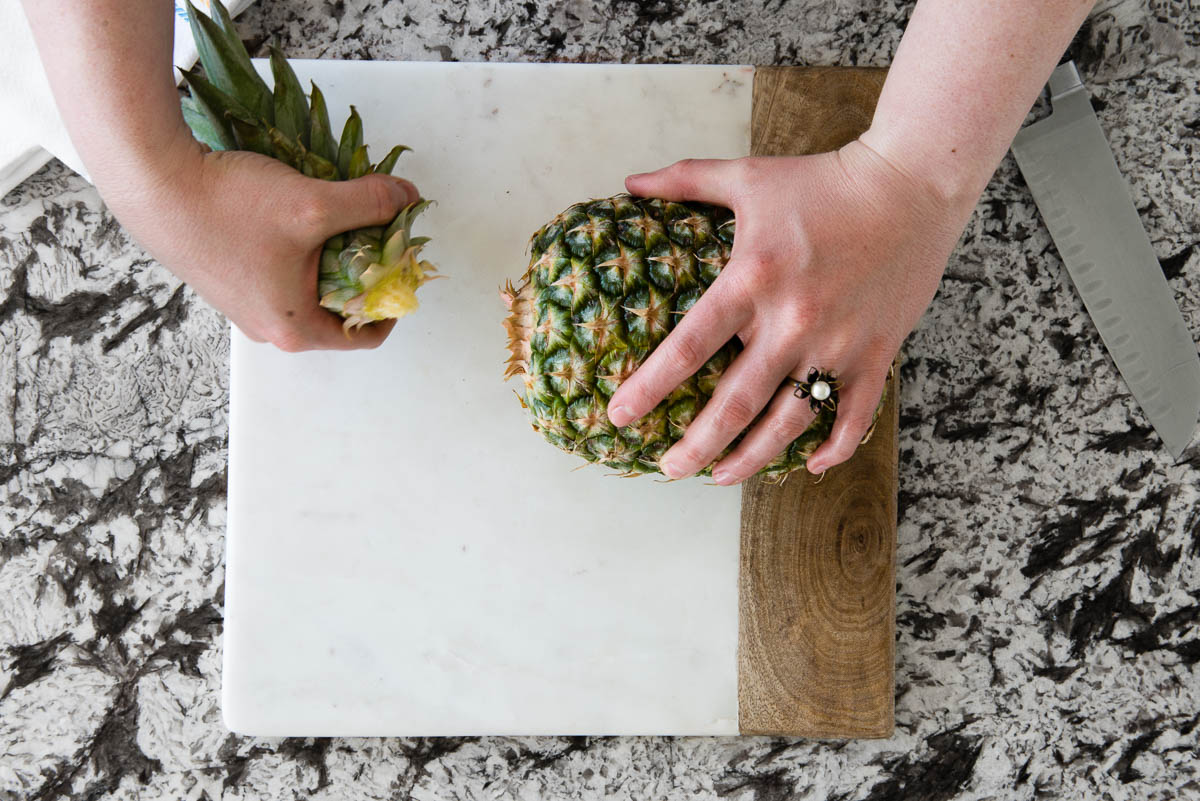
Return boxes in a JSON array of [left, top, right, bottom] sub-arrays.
[[95, 122, 207, 220], [835, 138, 976, 281], [857, 123, 986, 222]]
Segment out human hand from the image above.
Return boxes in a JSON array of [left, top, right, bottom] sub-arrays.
[[607, 140, 974, 482], [103, 134, 420, 352]]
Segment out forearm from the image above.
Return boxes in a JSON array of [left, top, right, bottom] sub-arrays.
[[861, 0, 1095, 212], [19, 0, 198, 212]]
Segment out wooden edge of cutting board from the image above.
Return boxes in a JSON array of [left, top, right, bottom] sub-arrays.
[[738, 66, 897, 739]]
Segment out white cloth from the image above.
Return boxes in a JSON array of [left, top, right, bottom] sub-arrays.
[[0, 0, 254, 199]]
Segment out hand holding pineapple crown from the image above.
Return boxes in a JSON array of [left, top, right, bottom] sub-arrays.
[[180, 0, 437, 334]]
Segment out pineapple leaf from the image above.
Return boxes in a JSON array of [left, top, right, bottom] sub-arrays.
[[319, 286, 359, 310], [382, 198, 432, 245], [226, 114, 275, 157], [180, 94, 236, 151], [319, 246, 344, 280], [226, 117, 274, 155], [347, 145, 371, 179], [208, 0, 242, 40], [308, 83, 338, 164], [302, 151, 340, 181], [207, 0, 264, 98], [179, 66, 272, 155], [373, 144, 411, 175], [267, 128, 304, 170], [185, 0, 273, 124], [269, 46, 310, 149], [381, 227, 412, 268], [337, 106, 363, 179], [179, 65, 254, 119]]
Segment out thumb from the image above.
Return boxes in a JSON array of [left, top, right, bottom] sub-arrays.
[[315, 174, 421, 234], [625, 158, 739, 206]]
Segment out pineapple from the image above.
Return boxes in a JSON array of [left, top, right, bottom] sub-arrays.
[[503, 195, 886, 480], [178, 0, 436, 330]]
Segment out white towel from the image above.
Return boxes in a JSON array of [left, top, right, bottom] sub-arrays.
[[0, 0, 255, 200]]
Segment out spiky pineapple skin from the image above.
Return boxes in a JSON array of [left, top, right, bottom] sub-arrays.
[[504, 194, 842, 480]]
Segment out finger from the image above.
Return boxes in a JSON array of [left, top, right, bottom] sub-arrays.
[[711, 372, 817, 485], [625, 158, 741, 206], [657, 340, 793, 479], [311, 173, 420, 237], [306, 311, 395, 351], [805, 368, 889, 474], [607, 284, 751, 428], [270, 309, 395, 352]]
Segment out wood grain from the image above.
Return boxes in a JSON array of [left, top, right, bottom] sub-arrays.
[[739, 66, 898, 739]]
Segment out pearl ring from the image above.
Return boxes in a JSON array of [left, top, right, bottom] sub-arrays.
[[789, 367, 841, 414]]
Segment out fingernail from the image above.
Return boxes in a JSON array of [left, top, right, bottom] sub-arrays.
[[712, 468, 733, 485], [807, 461, 823, 474], [389, 176, 419, 205], [660, 458, 684, 479], [627, 172, 647, 181], [609, 405, 634, 426]]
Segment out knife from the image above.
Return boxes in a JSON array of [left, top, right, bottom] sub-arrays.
[[1011, 61, 1200, 460]]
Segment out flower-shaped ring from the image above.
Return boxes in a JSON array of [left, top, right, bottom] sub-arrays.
[[789, 367, 841, 414]]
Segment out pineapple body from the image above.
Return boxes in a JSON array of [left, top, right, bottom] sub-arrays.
[[504, 194, 865, 480]]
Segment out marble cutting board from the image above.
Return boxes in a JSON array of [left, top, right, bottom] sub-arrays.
[[226, 61, 754, 736]]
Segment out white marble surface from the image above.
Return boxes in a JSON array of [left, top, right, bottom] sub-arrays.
[[226, 62, 753, 737]]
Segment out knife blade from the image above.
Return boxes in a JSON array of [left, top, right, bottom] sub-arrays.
[[1011, 61, 1200, 460]]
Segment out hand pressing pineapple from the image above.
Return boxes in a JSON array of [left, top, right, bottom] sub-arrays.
[[501, 1, 1097, 483], [177, 0, 437, 332], [503, 194, 888, 481]]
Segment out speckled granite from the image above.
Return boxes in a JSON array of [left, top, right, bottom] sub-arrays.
[[2, 1, 1198, 799]]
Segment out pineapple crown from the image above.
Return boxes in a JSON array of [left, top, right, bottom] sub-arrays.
[[320, 199, 440, 331], [179, 0, 408, 181]]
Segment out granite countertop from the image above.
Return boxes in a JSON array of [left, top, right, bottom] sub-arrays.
[[2, 1, 1198, 799]]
